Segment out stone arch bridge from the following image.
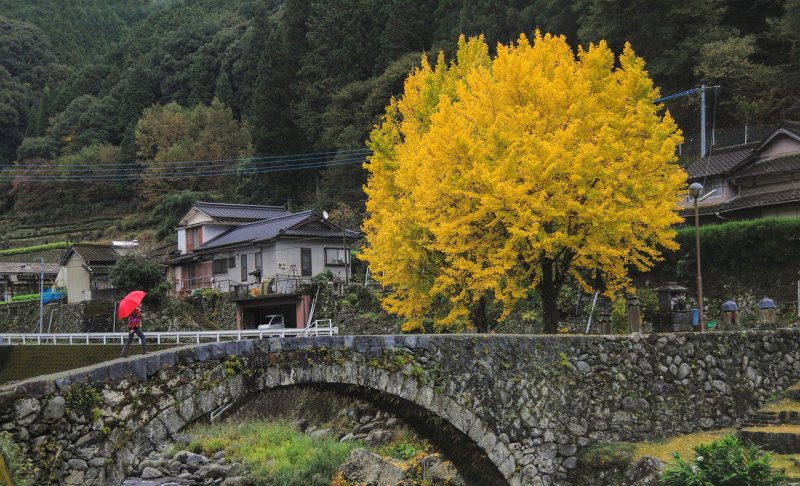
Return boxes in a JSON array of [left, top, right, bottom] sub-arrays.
[[3, 330, 800, 486]]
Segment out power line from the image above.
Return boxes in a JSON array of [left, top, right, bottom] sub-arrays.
[[0, 148, 371, 171], [0, 154, 369, 182]]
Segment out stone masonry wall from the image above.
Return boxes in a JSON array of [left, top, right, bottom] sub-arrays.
[[2, 330, 800, 486]]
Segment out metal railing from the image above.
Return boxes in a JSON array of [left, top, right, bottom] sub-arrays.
[[0, 325, 339, 345], [303, 319, 332, 337]]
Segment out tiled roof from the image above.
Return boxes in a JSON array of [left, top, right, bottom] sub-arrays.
[[678, 202, 725, 218], [67, 245, 121, 264], [735, 153, 800, 179], [0, 262, 60, 275], [718, 187, 800, 212], [199, 211, 315, 250], [194, 202, 290, 221], [685, 142, 758, 179], [281, 228, 360, 239]]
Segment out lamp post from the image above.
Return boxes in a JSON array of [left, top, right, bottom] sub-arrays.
[[688, 182, 704, 332]]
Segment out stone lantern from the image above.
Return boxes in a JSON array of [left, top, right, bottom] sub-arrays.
[[653, 282, 691, 332], [758, 297, 776, 326], [721, 300, 738, 329]]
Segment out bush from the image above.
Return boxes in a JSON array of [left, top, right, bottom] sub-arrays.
[[110, 255, 168, 303], [182, 420, 360, 486], [660, 433, 787, 486], [0, 431, 37, 485]]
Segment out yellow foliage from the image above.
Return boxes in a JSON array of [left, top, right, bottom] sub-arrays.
[[362, 32, 684, 333]]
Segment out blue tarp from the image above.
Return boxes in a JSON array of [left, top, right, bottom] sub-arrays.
[[42, 289, 64, 304]]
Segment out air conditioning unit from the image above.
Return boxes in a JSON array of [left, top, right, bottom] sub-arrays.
[[277, 261, 286, 270]]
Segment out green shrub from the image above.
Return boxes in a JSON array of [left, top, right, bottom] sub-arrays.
[[0, 431, 37, 485], [579, 442, 635, 468], [0, 242, 69, 256], [660, 433, 787, 486]]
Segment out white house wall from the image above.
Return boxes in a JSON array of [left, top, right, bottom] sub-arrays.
[[64, 255, 90, 304], [760, 136, 800, 158]]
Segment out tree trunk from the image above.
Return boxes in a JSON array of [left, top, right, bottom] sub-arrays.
[[538, 259, 561, 334], [471, 295, 489, 333], [541, 285, 560, 334]]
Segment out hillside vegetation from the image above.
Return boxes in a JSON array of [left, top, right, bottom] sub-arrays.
[[0, 0, 798, 247]]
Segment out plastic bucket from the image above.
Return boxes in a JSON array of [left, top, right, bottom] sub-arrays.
[[692, 308, 699, 327]]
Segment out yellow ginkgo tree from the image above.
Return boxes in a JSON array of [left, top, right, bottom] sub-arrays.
[[361, 32, 685, 334]]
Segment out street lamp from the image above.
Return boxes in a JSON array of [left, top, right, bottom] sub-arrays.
[[688, 182, 704, 332]]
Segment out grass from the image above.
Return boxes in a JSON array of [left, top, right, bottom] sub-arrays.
[[181, 420, 362, 486], [178, 420, 438, 486], [631, 428, 735, 463], [763, 399, 800, 413], [745, 424, 800, 434], [621, 428, 800, 480]]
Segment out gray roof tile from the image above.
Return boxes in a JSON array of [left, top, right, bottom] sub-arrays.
[[195, 202, 291, 222], [199, 211, 350, 250], [735, 153, 800, 179], [686, 143, 758, 179], [718, 187, 800, 212], [65, 245, 121, 264]]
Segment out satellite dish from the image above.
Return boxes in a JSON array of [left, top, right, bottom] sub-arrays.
[[322, 211, 329, 220]]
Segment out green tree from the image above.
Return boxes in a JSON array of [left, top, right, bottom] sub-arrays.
[[110, 255, 168, 298], [135, 99, 252, 205]]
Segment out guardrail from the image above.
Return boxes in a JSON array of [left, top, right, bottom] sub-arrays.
[[0, 326, 338, 345]]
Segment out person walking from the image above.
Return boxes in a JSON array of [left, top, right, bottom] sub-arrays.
[[121, 307, 147, 357]]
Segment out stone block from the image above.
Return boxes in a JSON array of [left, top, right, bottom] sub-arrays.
[[43, 396, 66, 421], [224, 340, 238, 356], [130, 359, 148, 382], [89, 366, 109, 384], [159, 351, 176, 369], [239, 339, 254, 355], [195, 344, 212, 362]]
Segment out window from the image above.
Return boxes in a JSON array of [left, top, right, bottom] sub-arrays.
[[255, 252, 262, 269], [301, 248, 312, 276], [686, 180, 723, 202], [241, 254, 248, 282], [213, 258, 228, 274], [186, 227, 202, 252], [228, 256, 236, 268], [704, 180, 723, 199], [325, 248, 347, 266], [189, 265, 196, 287]]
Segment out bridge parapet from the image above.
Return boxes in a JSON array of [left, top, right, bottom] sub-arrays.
[[3, 330, 800, 486]]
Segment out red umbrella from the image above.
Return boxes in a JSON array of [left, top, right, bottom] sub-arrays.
[[118, 290, 147, 319]]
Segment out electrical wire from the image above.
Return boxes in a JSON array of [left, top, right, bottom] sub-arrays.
[[0, 148, 371, 170], [0, 155, 368, 182], [701, 86, 721, 192]]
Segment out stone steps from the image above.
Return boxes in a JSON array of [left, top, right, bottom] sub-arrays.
[[738, 426, 800, 454], [738, 387, 800, 453]]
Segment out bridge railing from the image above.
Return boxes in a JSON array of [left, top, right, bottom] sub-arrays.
[[0, 326, 339, 345]]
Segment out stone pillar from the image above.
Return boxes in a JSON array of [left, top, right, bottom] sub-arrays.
[[626, 294, 642, 333], [758, 297, 776, 326], [597, 313, 612, 334], [721, 300, 738, 330]]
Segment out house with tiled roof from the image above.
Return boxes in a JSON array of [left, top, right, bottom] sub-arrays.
[[58, 244, 123, 303], [171, 202, 358, 330], [681, 122, 800, 224]]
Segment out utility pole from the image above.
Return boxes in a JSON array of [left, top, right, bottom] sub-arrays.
[[655, 85, 720, 157], [38, 257, 44, 334]]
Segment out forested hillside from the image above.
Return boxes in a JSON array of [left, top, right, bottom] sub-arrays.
[[0, 0, 798, 246]]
